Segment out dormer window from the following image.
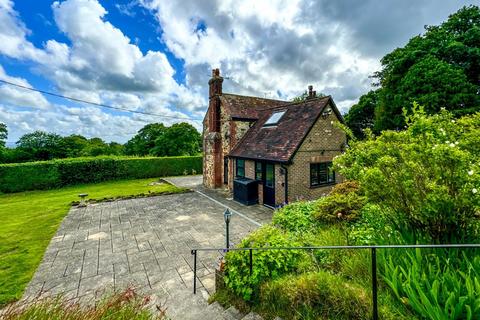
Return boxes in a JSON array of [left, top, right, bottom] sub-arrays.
[[263, 110, 286, 127]]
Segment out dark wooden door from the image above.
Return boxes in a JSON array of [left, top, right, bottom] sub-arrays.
[[223, 157, 228, 185], [263, 163, 275, 207]]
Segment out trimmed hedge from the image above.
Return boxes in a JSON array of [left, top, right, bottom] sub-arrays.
[[0, 156, 202, 193]]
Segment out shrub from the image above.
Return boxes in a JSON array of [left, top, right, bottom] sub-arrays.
[[260, 271, 371, 320], [335, 106, 480, 242], [329, 180, 361, 195], [314, 191, 366, 223], [224, 225, 311, 301], [272, 201, 317, 233], [0, 156, 202, 193]]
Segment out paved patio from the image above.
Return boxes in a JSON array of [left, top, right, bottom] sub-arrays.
[[24, 176, 272, 317]]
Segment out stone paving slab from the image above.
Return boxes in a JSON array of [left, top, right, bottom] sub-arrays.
[[24, 191, 265, 310]]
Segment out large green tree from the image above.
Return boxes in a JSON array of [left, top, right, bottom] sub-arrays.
[[347, 5, 480, 133], [151, 122, 201, 157], [16, 131, 67, 161], [124, 123, 166, 156], [0, 123, 7, 162], [344, 90, 377, 139]]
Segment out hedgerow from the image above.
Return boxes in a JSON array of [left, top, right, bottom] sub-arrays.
[[0, 156, 202, 193]]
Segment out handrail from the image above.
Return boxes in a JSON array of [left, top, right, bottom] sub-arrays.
[[190, 244, 480, 320], [191, 243, 480, 251]]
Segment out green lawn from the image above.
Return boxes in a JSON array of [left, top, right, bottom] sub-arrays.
[[0, 178, 186, 307]]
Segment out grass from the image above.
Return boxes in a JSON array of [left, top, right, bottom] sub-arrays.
[[0, 178, 187, 307], [1, 287, 166, 319]]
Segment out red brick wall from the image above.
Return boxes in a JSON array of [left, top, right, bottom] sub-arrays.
[[286, 104, 346, 202]]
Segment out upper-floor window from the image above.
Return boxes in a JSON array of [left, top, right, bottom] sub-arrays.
[[263, 111, 286, 127], [310, 162, 335, 187], [236, 159, 245, 178]]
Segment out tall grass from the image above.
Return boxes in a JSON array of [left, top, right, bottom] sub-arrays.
[[0, 288, 166, 320], [381, 249, 480, 320]]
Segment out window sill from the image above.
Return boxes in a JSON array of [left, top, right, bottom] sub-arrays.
[[310, 182, 336, 189]]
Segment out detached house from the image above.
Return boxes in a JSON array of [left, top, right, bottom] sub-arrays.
[[203, 69, 346, 208]]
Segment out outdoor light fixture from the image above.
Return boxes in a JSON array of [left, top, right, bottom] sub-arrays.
[[78, 193, 88, 207], [224, 208, 232, 250]]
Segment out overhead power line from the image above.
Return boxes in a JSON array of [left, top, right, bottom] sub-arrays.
[[0, 79, 203, 121]]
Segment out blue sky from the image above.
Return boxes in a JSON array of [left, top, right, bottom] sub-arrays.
[[0, 0, 476, 145]]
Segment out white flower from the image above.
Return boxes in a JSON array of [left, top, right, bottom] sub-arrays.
[[451, 120, 455, 123], [449, 143, 455, 147], [446, 140, 450, 144], [473, 188, 478, 194], [455, 141, 459, 145], [468, 170, 474, 176]]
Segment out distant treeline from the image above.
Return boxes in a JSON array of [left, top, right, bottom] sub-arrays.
[[0, 122, 201, 164]]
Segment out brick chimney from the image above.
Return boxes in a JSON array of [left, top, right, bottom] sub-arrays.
[[307, 85, 317, 99], [209, 68, 223, 98]]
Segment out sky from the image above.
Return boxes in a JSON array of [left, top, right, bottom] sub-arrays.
[[0, 0, 476, 146]]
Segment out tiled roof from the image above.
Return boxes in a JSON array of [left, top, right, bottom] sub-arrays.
[[220, 93, 290, 120], [228, 96, 337, 163]]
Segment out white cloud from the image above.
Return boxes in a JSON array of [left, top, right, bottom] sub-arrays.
[[0, 65, 50, 109]]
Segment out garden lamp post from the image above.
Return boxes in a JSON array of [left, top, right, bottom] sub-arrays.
[[224, 208, 232, 250]]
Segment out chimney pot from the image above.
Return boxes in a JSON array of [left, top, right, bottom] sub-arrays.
[[313, 90, 317, 97], [308, 85, 313, 97], [215, 68, 220, 77], [212, 69, 216, 77]]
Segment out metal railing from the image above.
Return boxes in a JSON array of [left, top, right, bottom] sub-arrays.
[[191, 244, 480, 320]]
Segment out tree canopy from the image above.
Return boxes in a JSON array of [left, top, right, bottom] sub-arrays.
[[346, 5, 480, 135]]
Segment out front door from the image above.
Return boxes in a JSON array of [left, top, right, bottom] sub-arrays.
[[223, 157, 228, 185], [263, 163, 275, 207]]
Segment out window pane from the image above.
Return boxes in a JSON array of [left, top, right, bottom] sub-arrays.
[[310, 162, 334, 186], [236, 159, 245, 177], [265, 164, 274, 187], [264, 111, 286, 126], [255, 162, 263, 180]]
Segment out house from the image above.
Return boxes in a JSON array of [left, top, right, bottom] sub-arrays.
[[203, 68, 347, 208]]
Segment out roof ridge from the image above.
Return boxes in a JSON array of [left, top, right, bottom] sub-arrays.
[[259, 95, 331, 111], [221, 92, 288, 103]]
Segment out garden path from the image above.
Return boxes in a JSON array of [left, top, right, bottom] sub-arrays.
[[24, 183, 271, 319]]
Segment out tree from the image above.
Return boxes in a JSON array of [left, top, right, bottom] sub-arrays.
[[344, 90, 377, 139], [124, 123, 166, 156], [0, 123, 6, 148], [63, 134, 89, 158], [16, 131, 67, 161], [0, 123, 7, 162], [291, 91, 326, 102], [361, 5, 480, 132], [151, 122, 201, 157]]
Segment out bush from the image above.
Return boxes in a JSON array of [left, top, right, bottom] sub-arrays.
[[0, 156, 202, 193], [224, 225, 311, 301], [260, 271, 371, 320], [335, 106, 480, 242], [314, 190, 366, 223], [272, 201, 317, 233]]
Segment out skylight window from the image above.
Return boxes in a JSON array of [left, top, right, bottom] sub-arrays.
[[264, 111, 286, 127]]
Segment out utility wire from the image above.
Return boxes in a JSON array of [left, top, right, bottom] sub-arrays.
[[0, 79, 203, 121]]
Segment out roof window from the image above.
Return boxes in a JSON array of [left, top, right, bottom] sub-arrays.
[[263, 111, 286, 127]]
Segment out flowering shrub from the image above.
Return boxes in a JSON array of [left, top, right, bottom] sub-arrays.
[[335, 105, 480, 243]]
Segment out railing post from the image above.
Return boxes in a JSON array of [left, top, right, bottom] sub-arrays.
[[192, 249, 197, 294], [371, 247, 378, 320], [249, 249, 253, 276]]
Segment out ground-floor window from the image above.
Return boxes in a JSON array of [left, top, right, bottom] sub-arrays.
[[255, 161, 263, 180], [236, 159, 245, 178], [310, 162, 335, 186]]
